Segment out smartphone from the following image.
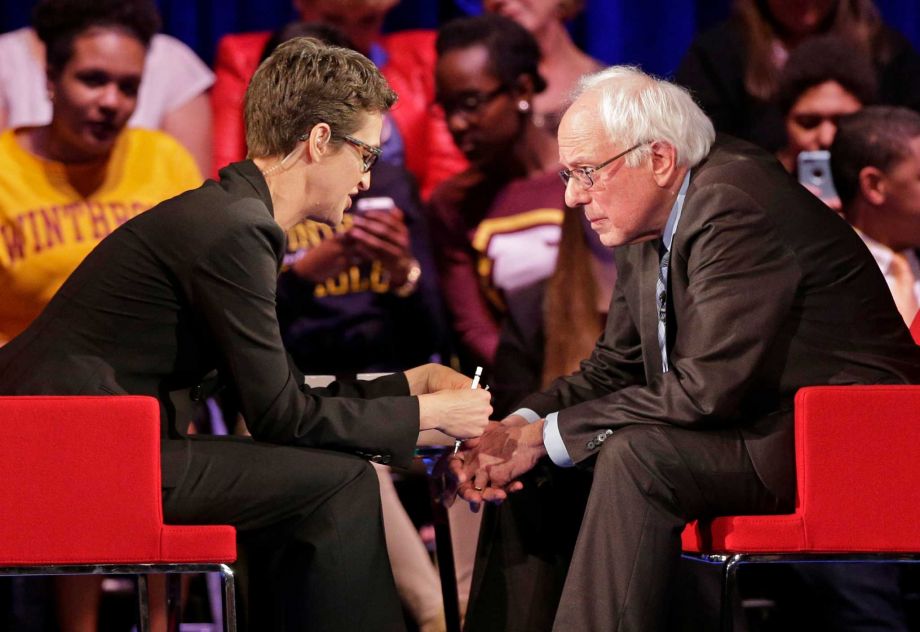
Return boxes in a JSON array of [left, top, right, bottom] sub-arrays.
[[353, 196, 395, 214], [797, 150, 838, 202]]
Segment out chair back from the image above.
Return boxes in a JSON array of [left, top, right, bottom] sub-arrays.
[[0, 396, 164, 565], [792, 386, 920, 551]]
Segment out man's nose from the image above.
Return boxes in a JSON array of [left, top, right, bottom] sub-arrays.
[[564, 179, 590, 208]]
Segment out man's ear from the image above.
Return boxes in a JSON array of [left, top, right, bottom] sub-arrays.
[[649, 141, 679, 188], [858, 165, 886, 206], [304, 122, 333, 162]]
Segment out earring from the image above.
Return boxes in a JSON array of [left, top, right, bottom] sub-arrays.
[[518, 100, 531, 113]]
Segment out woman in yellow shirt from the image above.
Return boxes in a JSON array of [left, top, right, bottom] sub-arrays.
[[0, 0, 201, 629], [0, 0, 201, 345]]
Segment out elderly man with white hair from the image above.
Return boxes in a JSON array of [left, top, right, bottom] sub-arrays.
[[451, 66, 920, 631]]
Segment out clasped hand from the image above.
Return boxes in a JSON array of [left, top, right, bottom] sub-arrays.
[[445, 417, 547, 511]]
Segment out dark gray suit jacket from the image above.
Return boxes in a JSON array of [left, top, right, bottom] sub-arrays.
[[0, 161, 420, 484], [518, 136, 920, 496]]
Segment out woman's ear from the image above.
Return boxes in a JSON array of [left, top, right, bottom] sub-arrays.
[[510, 73, 535, 105], [305, 122, 333, 161]]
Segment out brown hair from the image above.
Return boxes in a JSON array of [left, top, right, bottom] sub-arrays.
[[244, 36, 397, 159], [541, 207, 603, 387], [736, 0, 888, 101]]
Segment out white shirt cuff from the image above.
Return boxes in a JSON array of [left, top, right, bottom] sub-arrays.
[[511, 408, 541, 424], [543, 412, 574, 467]]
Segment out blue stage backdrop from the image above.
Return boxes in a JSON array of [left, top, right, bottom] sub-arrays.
[[1, 0, 918, 77]]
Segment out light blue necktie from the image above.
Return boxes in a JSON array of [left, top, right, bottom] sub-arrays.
[[656, 244, 670, 373]]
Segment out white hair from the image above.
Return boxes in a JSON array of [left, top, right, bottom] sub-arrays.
[[572, 65, 715, 168]]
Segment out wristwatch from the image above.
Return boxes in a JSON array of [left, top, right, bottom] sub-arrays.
[[392, 258, 422, 297]]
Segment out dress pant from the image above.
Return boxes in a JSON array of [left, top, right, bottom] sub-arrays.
[[161, 435, 406, 632], [465, 461, 592, 632], [554, 424, 793, 632]]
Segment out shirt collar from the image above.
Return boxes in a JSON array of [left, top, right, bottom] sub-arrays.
[[856, 228, 920, 277], [662, 169, 691, 252]]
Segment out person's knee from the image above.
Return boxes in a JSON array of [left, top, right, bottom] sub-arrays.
[[595, 425, 663, 475], [321, 457, 380, 512]]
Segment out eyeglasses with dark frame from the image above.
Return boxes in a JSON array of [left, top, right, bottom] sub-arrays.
[[297, 132, 383, 173], [559, 142, 647, 190], [341, 135, 382, 173], [435, 84, 508, 118]]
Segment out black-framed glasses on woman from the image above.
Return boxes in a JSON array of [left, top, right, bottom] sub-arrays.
[[559, 142, 647, 190], [435, 84, 508, 118]]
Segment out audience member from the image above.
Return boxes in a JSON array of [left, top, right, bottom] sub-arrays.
[[0, 1, 204, 627], [0, 36, 492, 631], [211, 0, 465, 197], [833, 106, 920, 325], [0, 2, 214, 176], [774, 35, 876, 174], [676, 0, 920, 153], [0, 0, 202, 344], [484, 0, 603, 133], [429, 14, 563, 371], [449, 65, 920, 631]]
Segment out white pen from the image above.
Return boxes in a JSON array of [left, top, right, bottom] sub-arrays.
[[454, 366, 484, 454]]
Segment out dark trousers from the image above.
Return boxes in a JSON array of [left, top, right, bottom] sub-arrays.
[[161, 435, 406, 632], [553, 424, 793, 632]]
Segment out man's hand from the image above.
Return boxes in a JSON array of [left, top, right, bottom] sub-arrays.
[[449, 417, 547, 510]]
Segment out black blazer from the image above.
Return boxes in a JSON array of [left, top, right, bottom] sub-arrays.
[[518, 136, 920, 496], [0, 161, 420, 483]]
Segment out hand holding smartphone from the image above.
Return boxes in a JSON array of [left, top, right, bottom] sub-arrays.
[[353, 196, 396, 214], [797, 150, 839, 205]]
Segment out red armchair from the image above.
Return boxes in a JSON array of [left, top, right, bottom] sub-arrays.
[[0, 396, 237, 631], [681, 315, 920, 631]]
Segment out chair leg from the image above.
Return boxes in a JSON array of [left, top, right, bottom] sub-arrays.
[[166, 574, 182, 632], [137, 574, 150, 632], [720, 555, 743, 632], [221, 564, 237, 632]]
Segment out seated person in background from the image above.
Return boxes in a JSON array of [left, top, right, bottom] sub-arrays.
[[429, 14, 564, 371], [0, 0, 202, 344], [0, 36, 492, 631], [0, 0, 214, 175], [0, 1, 204, 628], [450, 65, 920, 631], [832, 106, 920, 326], [676, 0, 920, 153], [484, 0, 602, 133], [774, 35, 876, 175], [211, 0, 465, 197]]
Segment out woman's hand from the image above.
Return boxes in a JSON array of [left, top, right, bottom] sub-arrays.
[[404, 363, 476, 395], [349, 208, 414, 285], [418, 388, 492, 439]]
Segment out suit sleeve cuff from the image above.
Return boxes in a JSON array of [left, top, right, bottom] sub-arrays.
[[542, 412, 574, 467]]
